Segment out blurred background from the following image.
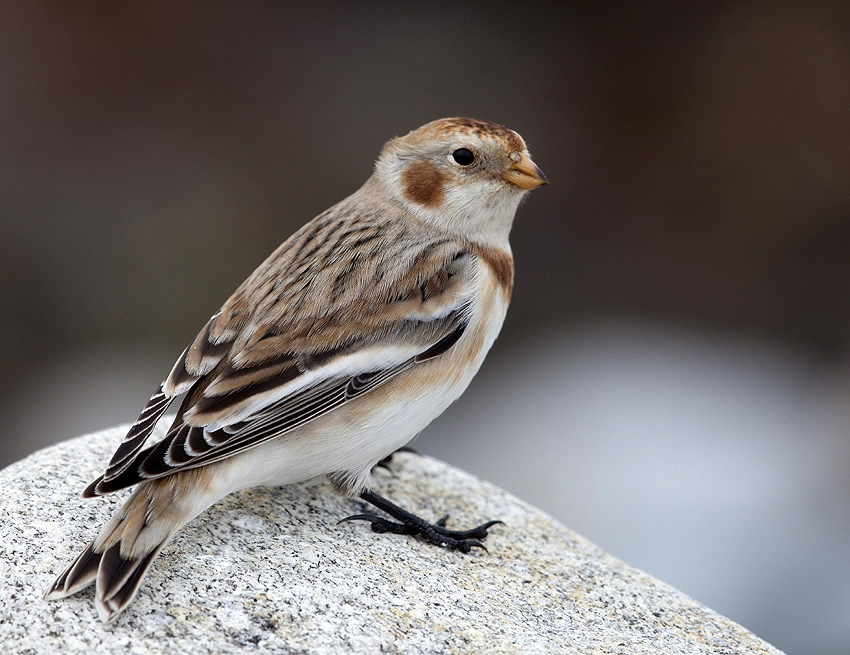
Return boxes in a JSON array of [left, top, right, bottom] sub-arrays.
[[2, 2, 848, 653]]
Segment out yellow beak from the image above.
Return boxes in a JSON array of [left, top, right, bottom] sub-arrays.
[[503, 153, 548, 190]]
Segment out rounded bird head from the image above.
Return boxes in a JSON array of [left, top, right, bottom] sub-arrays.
[[373, 117, 547, 246]]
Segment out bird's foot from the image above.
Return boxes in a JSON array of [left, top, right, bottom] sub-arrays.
[[340, 490, 502, 553]]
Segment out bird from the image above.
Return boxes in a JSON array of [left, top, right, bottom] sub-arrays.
[[44, 117, 547, 622]]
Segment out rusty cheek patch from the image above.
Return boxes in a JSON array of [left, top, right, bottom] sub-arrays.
[[401, 161, 447, 208]]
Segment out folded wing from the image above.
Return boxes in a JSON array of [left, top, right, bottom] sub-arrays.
[[85, 219, 476, 497]]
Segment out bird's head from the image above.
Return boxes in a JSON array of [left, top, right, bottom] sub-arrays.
[[374, 117, 547, 246]]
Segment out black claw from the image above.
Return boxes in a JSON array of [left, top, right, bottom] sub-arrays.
[[452, 539, 485, 554], [338, 513, 379, 524], [446, 519, 504, 540], [339, 490, 502, 554]]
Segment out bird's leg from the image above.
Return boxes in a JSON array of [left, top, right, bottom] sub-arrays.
[[372, 445, 420, 472], [340, 490, 502, 553]]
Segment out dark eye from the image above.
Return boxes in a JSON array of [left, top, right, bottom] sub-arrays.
[[451, 148, 475, 166]]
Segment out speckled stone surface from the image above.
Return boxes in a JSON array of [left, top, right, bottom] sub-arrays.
[[1, 426, 783, 654]]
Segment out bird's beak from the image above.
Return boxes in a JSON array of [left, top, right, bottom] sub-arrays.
[[502, 153, 548, 190]]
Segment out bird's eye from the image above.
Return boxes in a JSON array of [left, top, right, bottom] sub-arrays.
[[451, 148, 475, 166]]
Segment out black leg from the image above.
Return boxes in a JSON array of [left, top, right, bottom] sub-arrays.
[[372, 445, 420, 472], [340, 490, 502, 553]]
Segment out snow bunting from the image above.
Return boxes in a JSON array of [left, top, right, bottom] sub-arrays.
[[45, 117, 547, 622]]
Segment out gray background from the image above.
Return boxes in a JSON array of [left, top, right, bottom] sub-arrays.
[[2, 3, 849, 654]]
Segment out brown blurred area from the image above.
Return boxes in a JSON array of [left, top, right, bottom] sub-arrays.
[[2, 2, 850, 648]]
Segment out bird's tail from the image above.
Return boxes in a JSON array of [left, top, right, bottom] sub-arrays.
[[45, 470, 217, 622], [43, 534, 171, 622]]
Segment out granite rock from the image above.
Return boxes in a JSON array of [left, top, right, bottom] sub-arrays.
[[0, 425, 783, 654]]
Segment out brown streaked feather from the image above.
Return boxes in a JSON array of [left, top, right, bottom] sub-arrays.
[[86, 220, 477, 496], [104, 313, 242, 483], [96, 208, 449, 484], [94, 215, 502, 496], [204, 357, 301, 398], [164, 314, 236, 395]]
